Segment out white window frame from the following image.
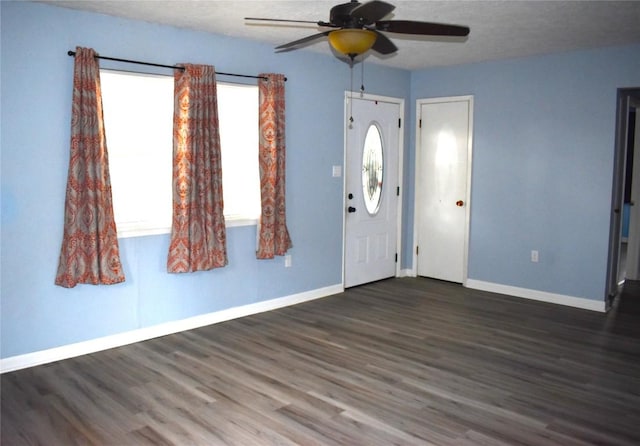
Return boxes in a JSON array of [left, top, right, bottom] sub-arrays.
[[100, 69, 260, 239]]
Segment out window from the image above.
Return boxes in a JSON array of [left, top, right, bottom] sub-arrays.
[[100, 70, 260, 238], [362, 123, 384, 215], [217, 83, 260, 222]]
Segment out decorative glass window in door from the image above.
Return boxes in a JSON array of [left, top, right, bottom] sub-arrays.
[[362, 123, 384, 215]]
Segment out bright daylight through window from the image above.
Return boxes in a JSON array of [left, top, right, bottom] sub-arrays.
[[100, 70, 260, 238]]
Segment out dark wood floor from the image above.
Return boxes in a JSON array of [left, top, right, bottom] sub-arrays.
[[2, 277, 640, 445]]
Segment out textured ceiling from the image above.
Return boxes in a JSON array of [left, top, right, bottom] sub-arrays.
[[40, 0, 640, 70]]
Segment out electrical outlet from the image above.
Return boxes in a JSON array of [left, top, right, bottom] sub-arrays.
[[284, 254, 292, 267], [531, 250, 539, 263]]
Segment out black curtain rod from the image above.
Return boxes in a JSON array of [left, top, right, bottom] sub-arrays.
[[67, 51, 285, 81]]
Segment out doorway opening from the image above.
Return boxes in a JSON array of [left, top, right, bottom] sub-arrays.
[[606, 88, 640, 307]]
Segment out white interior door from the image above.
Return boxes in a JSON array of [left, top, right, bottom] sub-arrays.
[[416, 96, 472, 283], [344, 95, 401, 288]]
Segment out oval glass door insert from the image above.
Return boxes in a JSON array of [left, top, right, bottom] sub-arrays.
[[362, 124, 384, 215]]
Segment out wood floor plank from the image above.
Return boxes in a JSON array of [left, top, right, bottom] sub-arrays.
[[3, 277, 640, 445]]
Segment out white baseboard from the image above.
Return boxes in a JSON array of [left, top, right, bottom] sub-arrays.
[[466, 279, 606, 312], [398, 268, 416, 278], [0, 283, 344, 374]]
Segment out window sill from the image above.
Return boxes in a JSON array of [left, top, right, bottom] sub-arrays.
[[116, 217, 259, 239], [226, 217, 259, 228]]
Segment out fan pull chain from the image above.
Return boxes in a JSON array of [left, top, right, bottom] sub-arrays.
[[348, 57, 354, 129], [360, 60, 365, 97]]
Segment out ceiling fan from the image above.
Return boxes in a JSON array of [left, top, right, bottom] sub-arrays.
[[245, 0, 470, 60]]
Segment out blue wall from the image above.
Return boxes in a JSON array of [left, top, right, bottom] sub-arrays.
[[0, 2, 409, 358], [407, 44, 640, 300], [2, 1, 639, 360]]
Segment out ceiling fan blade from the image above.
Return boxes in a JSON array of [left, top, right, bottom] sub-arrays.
[[245, 17, 336, 27], [275, 31, 331, 52], [375, 20, 470, 37], [371, 30, 397, 55], [351, 0, 395, 24], [245, 17, 317, 24]]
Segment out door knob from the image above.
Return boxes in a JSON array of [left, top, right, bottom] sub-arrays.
[[456, 200, 464, 207], [348, 206, 357, 213]]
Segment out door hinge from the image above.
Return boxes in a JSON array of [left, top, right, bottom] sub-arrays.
[[396, 186, 400, 196], [398, 118, 402, 128], [416, 246, 419, 255], [395, 253, 398, 263], [419, 119, 422, 128]]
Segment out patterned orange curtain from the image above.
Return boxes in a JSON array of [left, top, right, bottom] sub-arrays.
[[256, 73, 292, 259], [55, 47, 125, 288], [167, 64, 227, 273]]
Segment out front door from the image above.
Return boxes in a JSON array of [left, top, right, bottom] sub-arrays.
[[344, 95, 401, 288], [416, 96, 473, 283]]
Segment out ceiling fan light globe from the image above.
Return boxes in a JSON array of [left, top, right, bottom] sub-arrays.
[[328, 29, 377, 56]]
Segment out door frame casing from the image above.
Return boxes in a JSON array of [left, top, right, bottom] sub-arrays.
[[342, 92, 405, 287], [412, 95, 474, 284]]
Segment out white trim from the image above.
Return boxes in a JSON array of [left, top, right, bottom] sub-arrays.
[[342, 94, 349, 287], [396, 98, 406, 279], [0, 284, 343, 374], [398, 268, 415, 278], [466, 279, 606, 312]]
